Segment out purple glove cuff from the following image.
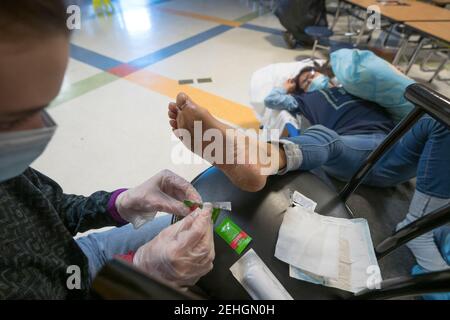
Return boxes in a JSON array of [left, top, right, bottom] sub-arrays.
[[107, 188, 129, 225]]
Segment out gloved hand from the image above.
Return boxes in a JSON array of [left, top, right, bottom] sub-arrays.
[[116, 169, 202, 228], [133, 204, 215, 287]]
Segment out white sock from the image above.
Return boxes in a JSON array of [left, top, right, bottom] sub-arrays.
[[277, 140, 303, 175]]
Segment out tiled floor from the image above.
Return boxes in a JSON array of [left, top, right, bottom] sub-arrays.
[[33, 0, 449, 197]]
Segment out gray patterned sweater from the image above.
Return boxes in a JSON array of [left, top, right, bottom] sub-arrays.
[[0, 168, 120, 299]]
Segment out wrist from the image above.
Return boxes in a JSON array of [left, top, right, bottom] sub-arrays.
[[107, 188, 128, 225], [131, 246, 145, 269], [115, 190, 127, 215]]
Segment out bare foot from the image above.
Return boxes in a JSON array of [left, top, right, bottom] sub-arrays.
[[168, 93, 286, 192]]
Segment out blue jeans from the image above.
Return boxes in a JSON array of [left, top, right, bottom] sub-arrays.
[[367, 116, 450, 198], [284, 116, 450, 198], [284, 124, 388, 181], [76, 214, 172, 282]]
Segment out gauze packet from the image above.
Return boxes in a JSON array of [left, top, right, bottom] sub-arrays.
[[275, 205, 381, 293]]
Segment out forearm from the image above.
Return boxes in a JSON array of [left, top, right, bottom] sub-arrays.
[[60, 188, 128, 234], [23, 168, 128, 235]]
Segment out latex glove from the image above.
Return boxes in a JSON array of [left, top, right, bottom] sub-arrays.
[[116, 169, 202, 228], [133, 203, 215, 287]]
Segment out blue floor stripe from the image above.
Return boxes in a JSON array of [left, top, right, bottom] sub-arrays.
[[128, 25, 233, 69], [70, 23, 282, 75], [240, 23, 284, 36], [70, 44, 123, 70]]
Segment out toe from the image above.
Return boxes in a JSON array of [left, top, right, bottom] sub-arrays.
[[176, 92, 189, 109], [169, 119, 177, 129], [169, 103, 179, 115], [168, 110, 177, 119], [169, 102, 178, 112]]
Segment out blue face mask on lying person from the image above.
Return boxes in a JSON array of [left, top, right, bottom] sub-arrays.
[[307, 75, 330, 92]]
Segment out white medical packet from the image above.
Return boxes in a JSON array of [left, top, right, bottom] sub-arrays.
[[230, 249, 293, 300], [275, 206, 381, 293], [292, 190, 317, 212]]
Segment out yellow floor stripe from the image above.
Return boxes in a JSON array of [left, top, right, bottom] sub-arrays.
[[126, 70, 260, 130], [157, 7, 242, 27]]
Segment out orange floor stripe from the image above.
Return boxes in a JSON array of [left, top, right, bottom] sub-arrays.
[[126, 70, 260, 130]]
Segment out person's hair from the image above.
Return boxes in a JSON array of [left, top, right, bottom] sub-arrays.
[[293, 62, 335, 93], [0, 1, 70, 41]]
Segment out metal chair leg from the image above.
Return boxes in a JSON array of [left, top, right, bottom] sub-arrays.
[[366, 29, 374, 44], [421, 51, 436, 72], [405, 38, 428, 75], [354, 269, 450, 300], [355, 13, 368, 46], [392, 37, 409, 66], [429, 56, 449, 83], [347, 10, 352, 33], [376, 203, 450, 259], [382, 24, 394, 47], [311, 40, 318, 59], [330, 0, 342, 32]]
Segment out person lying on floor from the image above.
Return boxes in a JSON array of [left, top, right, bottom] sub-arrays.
[[261, 64, 450, 274], [167, 88, 450, 276]]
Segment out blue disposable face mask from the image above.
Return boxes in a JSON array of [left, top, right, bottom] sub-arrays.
[[307, 75, 330, 92], [0, 111, 57, 183]]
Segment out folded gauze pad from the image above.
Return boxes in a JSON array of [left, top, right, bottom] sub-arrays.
[[275, 206, 381, 293], [275, 206, 340, 279], [230, 249, 293, 300]]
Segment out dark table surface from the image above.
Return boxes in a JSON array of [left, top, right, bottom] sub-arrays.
[[191, 166, 415, 299]]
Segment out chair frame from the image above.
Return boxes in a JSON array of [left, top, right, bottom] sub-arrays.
[[338, 83, 450, 298]]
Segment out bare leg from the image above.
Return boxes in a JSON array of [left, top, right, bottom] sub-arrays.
[[168, 93, 286, 192]]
